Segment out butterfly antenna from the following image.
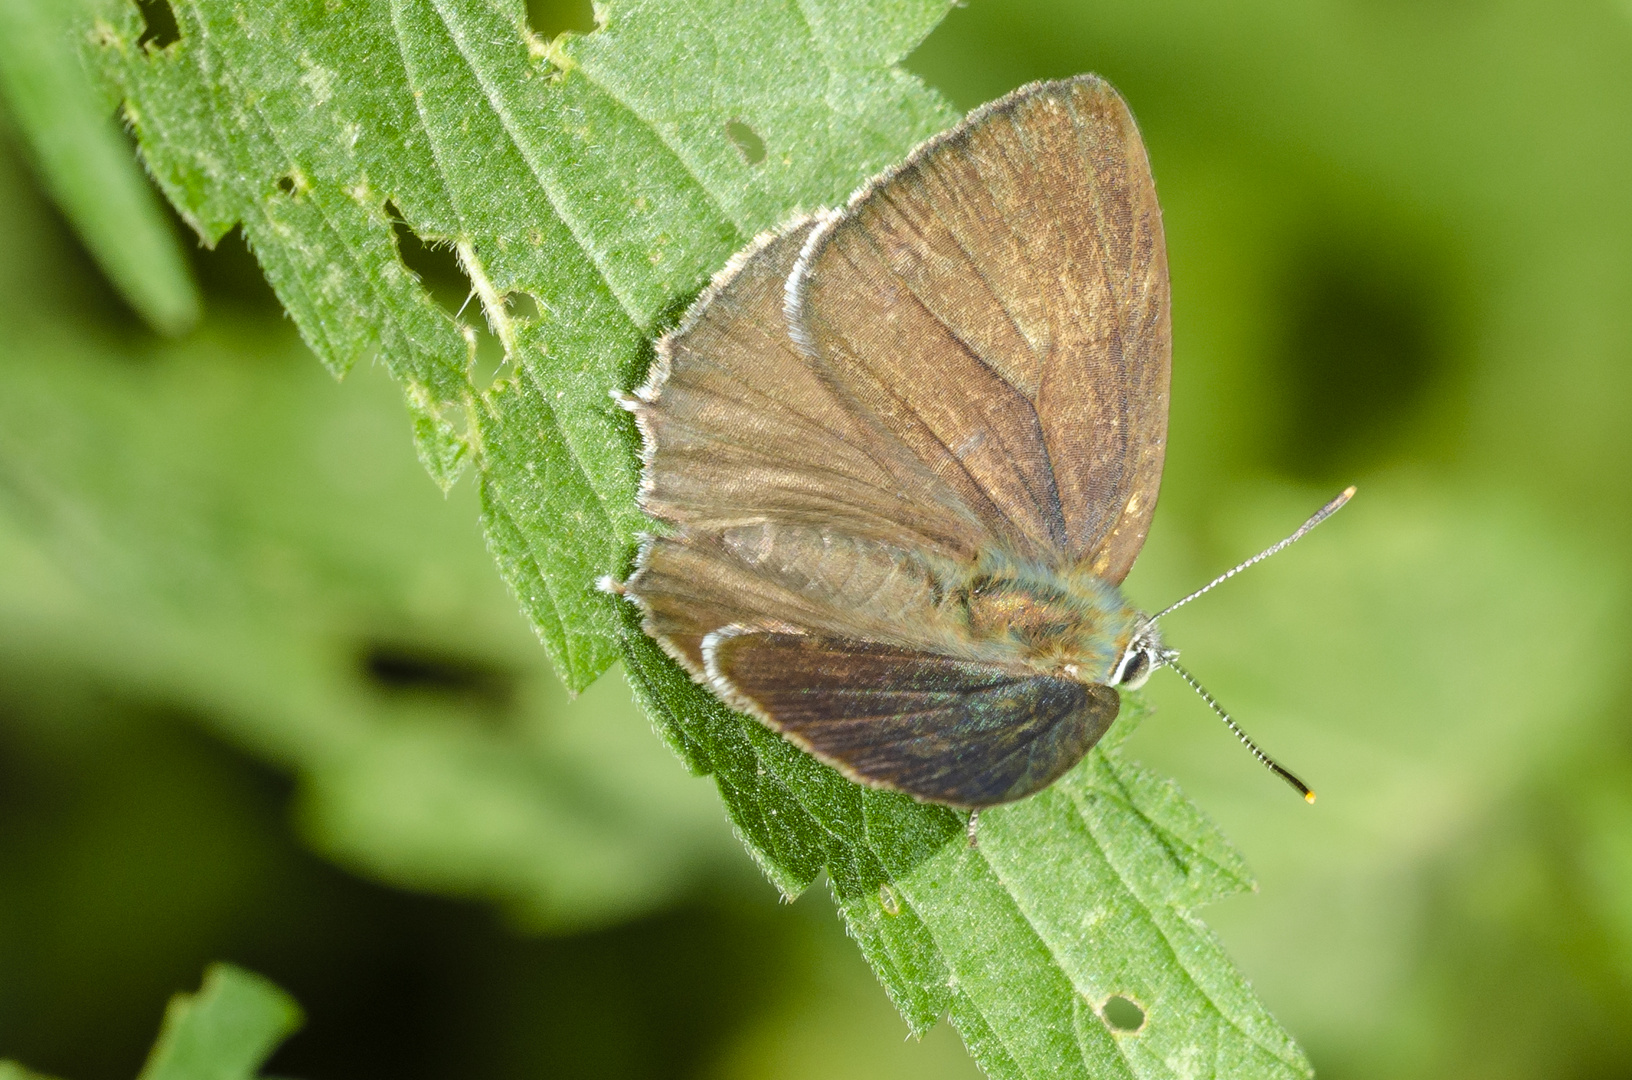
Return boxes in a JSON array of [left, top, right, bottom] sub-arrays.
[[1163, 657, 1315, 802], [1149, 486, 1356, 624]]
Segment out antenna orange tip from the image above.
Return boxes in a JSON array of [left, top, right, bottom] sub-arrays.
[[1304, 790, 1317, 804], [1342, 484, 1357, 497]]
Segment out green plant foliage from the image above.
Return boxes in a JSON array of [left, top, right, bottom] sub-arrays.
[[1, 966, 299, 1080], [1118, 481, 1626, 1068], [135, 965, 301, 1080], [0, 296, 737, 931], [88, 0, 1315, 1074], [0, 0, 198, 334], [0, 107, 733, 931]]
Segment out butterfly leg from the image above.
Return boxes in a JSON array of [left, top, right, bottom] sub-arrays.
[[966, 809, 980, 848]]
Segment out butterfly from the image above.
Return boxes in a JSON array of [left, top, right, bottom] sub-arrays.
[[612, 74, 1343, 818]]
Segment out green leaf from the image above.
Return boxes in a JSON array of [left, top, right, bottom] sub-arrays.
[[860, 704, 1301, 1078], [136, 965, 302, 1080], [7, 966, 298, 1080], [0, 0, 199, 334], [92, 2, 1313, 1074]]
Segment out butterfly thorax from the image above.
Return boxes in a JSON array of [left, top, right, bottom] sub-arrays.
[[945, 550, 1142, 683]]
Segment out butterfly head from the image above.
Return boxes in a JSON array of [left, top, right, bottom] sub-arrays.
[[1110, 618, 1176, 691]]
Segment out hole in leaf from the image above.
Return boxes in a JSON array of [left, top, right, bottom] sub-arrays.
[[386, 203, 472, 316], [725, 120, 766, 165], [360, 642, 517, 711], [385, 202, 506, 378], [506, 291, 540, 320], [525, 0, 596, 37], [275, 174, 298, 197], [1101, 994, 1145, 1032], [135, 0, 180, 49]]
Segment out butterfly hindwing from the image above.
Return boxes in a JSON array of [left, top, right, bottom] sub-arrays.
[[706, 630, 1121, 808], [627, 524, 958, 677]]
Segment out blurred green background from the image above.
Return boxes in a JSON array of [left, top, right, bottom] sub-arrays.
[[4, 0, 1632, 1076]]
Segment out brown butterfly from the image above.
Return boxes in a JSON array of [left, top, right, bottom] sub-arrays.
[[611, 74, 1345, 818]]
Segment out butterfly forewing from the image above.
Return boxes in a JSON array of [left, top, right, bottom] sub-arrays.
[[789, 74, 1170, 579], [633, 222, 993, 564]]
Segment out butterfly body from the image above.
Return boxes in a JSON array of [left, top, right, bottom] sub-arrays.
[[951, 549, 1141, 682], [620, 75, 1171, 809]]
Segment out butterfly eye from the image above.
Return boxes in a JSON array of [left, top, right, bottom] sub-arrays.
[[1114, 647, 1151, 689]]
